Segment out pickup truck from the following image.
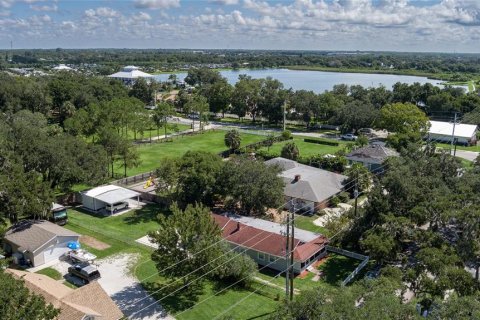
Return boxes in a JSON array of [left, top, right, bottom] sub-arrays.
[[340, 133, 358, 141], [68, 263, 101, 284]]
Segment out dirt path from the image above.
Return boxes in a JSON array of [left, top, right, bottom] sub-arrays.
[[80, 235, 111, 250]]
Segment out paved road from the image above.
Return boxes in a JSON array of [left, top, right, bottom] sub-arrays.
[[452, 149, 479, 162]]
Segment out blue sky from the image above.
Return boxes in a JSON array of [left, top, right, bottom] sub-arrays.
[[0, 0, 479, 52]]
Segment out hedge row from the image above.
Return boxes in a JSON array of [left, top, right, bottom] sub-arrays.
[[303, 138, 339, 146]]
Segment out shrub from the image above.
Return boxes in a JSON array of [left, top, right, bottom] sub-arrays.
[[303, 138, 339, 146], [282, 130, 292, 140], [281, 142, 299, 160], [330, 196, 340, 207], [337, 191, 350, 203]]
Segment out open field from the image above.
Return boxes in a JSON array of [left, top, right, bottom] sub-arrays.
[[125, 123, 190, 141], [114, 130, 267, 176], [257, 135, 347, 159]]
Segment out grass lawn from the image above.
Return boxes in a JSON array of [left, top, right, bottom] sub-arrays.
[[64, 205, 163, 258], [258, 135, 346, 159], [36, 267, 63, 280], [256, 253, 361, 292], [294, 214, 329, 236], [126, 124, 190, 141], [436, 142, 480, 152], [114, 130, 267, 176]]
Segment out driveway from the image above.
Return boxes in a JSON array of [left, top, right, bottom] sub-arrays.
[[453, 149, 479, 162], [97, 254, 173, 320], [51, 254, 173, 320]]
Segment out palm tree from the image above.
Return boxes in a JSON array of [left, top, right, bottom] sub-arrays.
[[224, 129, 241, 152], [281, 142, 299, 160]]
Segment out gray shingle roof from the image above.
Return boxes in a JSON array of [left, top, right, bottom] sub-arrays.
[[4, 220, 79, 253], [346, 145, 399, 164], [265, 157, 347, 203]]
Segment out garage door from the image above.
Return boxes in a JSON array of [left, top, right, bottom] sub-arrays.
[[43, 243, 70, 263]]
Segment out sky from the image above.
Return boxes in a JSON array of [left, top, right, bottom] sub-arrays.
[[0, 0, 479, 52]]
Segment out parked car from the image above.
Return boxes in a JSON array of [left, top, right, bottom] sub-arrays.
[[68, 263, 101, 284], [105, 201, 129, 213], [358, 128, 374, 135], [340, 133, 358, 141]]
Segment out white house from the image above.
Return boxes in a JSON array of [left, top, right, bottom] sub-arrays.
[[52, 64, 73, 71], [428, 121, 478, 146], [108, 65, 153, 85]]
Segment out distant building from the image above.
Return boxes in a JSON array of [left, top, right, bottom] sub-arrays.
[[346, 144, 399, 173], [428, 121, 478, 146], [212, 213, 328, 274], [107, 65, 153, 85], [52, 64, 73, 71], [265, 157, 347, 214]]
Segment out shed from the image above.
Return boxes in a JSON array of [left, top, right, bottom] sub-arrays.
[[3, 220, 80, 267], [81, 185, 140, 215], [428, 121, 478, 146]]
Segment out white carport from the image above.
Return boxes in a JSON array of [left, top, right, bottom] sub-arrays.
[[81, 185, 141, 215]]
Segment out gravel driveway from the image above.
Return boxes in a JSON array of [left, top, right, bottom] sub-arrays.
[[97, 254, 174, 320]]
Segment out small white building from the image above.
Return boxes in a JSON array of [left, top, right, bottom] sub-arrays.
[[81, 185, 140, 215], [428, 121, 478, 146], [52, 64, 73, 71], [107, 65, 153, 85]]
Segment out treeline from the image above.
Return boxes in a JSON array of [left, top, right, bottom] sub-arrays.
[[181, 67, 480, 130], [2, 49, 480, 77]]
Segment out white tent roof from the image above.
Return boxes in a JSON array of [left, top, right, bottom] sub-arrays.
[[108, 66, 153, 80], [53, 64, 73, 70], [429, 121, 478, 139], [83, 185, 140, 205]]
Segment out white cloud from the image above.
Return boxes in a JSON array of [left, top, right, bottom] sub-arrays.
[[134, 0, 180, 10], [209, 0, 239, 5], [84, 7, 119, 18], [0, 0, 14, 9], [133, 12, 152, 21], [30, 4, 58, 12]]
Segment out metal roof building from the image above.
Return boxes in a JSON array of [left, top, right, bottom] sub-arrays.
[[81, 185, 140, 215], [107, 66, 153, 85], [428, 121, 478, 146]]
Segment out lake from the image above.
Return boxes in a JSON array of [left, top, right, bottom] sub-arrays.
[[154, 68, 447, 93]]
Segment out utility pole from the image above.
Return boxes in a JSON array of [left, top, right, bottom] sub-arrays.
[[285, 205, 290, 300], [289, 201, 295, 301], [451, 112, 457, 156], [354, 169, 359, 217], [283, 100, 286, 132]]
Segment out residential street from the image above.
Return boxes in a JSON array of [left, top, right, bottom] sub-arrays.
[[452, 149, 479, 162]]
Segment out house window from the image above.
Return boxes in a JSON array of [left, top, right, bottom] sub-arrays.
[[269, 255, 276, 263], [258, 252, 265, 260]]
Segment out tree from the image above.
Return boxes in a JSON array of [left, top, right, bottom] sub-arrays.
[[217, 156, 284, 215], [150, 203, 224, 295], [380, 102, 429, 134], [176, 151, 224, 206], [202, 78, 232, 116], [224, 129, 241, 152], [117, 140, 140, 178], [129, 78, 152, 104], [0, 270, 60, 319], [231, 76, 263, 121], [281, 142, 299, 161], [153, 102, 174, 139], [97, 128, 125, 178], [184, 94, 209, 132], [344, 163, 372, 193], [331, 101, 379, 132]]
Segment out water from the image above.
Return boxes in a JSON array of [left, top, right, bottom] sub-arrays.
[[154, 68, 448, 93]]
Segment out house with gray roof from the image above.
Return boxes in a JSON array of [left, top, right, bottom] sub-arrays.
[[265, 157, 347, 214], [3, 220, 79, 267], [346, 144, 399, 172]]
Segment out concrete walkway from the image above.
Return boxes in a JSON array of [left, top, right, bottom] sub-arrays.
[[453, 149, 479, 162]]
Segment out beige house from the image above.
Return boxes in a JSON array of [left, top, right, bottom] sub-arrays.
[[7, 269, 123, 320], [3, 220, 80, 267]]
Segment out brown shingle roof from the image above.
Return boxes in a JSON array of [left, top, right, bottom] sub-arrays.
[[212, 214, 328, 262], [6, 269, 123, 320], [4, 220, 79, 253]]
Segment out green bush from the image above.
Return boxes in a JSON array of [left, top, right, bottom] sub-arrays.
[[337, 191, 350, 203], [303, 138, 339, 146], [282, 130, 292, 140], [330, 196, 340, 207]]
